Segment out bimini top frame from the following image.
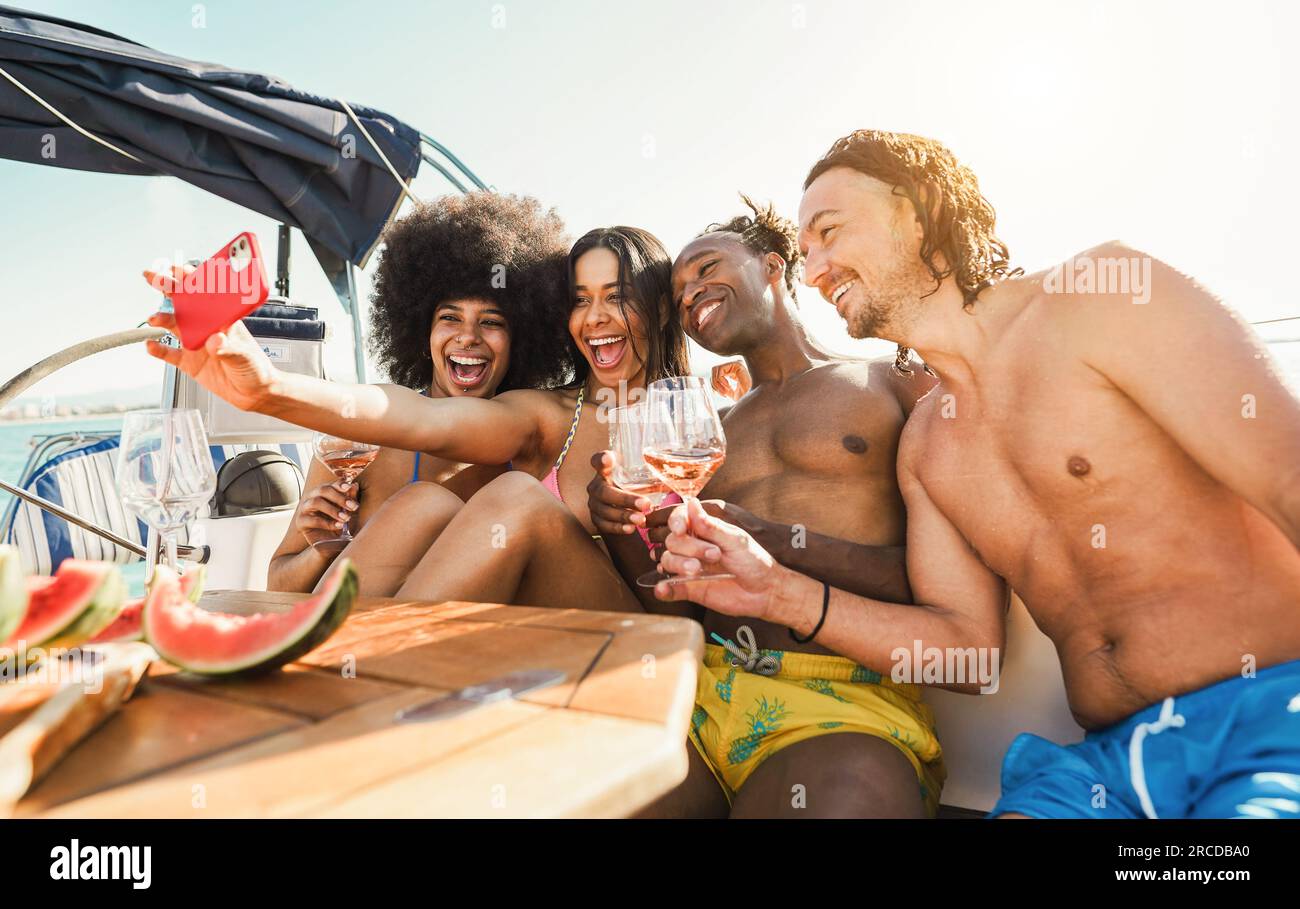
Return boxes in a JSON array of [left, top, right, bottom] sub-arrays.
[[0, 2, 488, 379]]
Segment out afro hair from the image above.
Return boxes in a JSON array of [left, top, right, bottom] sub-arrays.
[[367, 191, 578, 392]]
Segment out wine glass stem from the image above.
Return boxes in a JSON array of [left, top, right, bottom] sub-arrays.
[[162, 531, 179, 573]]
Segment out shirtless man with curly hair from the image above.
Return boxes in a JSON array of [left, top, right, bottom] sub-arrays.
[[656, 130, 1300, 819]]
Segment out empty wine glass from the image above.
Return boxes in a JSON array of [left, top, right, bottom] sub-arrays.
[[311, 432, 380, 553], [636, 376, 732, 587], [116, 409, 217, 572]]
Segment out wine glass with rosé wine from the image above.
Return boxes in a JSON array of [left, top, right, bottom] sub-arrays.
[[310, 432, 380, 554], [635, 376, 732, 588]]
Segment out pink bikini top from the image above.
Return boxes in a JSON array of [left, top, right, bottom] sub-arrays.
[[536, 385, 680, 550], [541, 386, 584, 504]]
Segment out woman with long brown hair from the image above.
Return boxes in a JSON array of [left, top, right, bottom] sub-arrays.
[[147, 225, 689, 610]]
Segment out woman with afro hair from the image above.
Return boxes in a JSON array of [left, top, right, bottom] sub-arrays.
[[267, 192, 576, 594], [150, 220, 691, 610]]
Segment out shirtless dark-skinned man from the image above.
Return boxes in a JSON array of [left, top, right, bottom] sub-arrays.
[[654, 130, 1300, 819], [587, 197, 950, 818]]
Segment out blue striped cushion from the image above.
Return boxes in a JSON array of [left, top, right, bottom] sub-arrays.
[[7, 437, 146, 575], [5, 437, 312, 576]]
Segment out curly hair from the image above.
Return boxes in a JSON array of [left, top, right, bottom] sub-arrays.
[[367, 192, 578, 392], [804, 130, 1021, 374], [699, 193, 803, 302]]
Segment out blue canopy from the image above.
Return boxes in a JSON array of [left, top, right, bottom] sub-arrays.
[[0, 3, 424, 271]]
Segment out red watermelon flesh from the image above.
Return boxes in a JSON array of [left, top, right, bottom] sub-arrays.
[[144, 559, 357, 676], [90, 596, 145, 645], [91, 566, 206, 645], [3, 560, 124, 649]]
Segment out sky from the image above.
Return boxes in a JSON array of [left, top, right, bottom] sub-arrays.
[[2, 0, 1297, 400]]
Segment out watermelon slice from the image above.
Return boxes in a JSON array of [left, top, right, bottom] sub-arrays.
[[144, 559, 358, 676], [0, 545, 26, 645], [91, 565, 207, 645], [2, 560, 124, 650]]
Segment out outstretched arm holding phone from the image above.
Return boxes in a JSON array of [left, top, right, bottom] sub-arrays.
[[145, 311, 543, 467]]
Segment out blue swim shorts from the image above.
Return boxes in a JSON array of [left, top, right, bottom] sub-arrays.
[[990, 658, 1300, 819]]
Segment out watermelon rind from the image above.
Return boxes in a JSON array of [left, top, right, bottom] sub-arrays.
[[0, 545, 27, 645], [145, 559, 358, 677], [39, 562, 126, 650], [179, 564, 207, 604], [5, 560, 123, 650]]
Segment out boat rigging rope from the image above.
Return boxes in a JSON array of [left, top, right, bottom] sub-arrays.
[[0, 62, 420, 207], [338, 98, 423, 207], [0, 63, 144, 164]]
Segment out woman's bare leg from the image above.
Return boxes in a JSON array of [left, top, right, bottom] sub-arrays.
[[319, 481, 465, 597], [395, 472, 642, 612]]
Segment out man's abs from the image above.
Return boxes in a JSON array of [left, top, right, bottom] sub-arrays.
[[915, 377, 1300, 729], [707, 364, 918, 656], [1033, 500, 1300, 729]]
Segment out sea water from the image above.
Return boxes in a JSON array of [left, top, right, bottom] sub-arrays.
[[0, 414, 125, 495]]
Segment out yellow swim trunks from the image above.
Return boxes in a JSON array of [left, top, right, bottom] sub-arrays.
[[689, 644, 946, 816]]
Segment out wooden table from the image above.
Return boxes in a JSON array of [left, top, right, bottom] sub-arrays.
[[14, 592, 703, 818]]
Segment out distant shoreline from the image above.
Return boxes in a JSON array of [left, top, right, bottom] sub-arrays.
[[0, 413, 134, 428]]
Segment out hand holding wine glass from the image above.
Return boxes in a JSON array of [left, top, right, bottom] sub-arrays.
[[292, 478, 361, 549], [636, 376, 730, 587], [652, 496, 784, 617], [310, 432, 380, 553]]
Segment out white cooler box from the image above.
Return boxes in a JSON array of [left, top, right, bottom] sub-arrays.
[[170, 299, 327, 444]]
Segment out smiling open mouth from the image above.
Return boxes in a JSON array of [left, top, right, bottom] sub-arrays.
[[448, 353, 490, 388], [587, 335, 628, 370], [693, 299, 723, 333], [830, 278, 857, 313]]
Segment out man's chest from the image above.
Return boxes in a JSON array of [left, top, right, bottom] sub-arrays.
[[913, 377, 1165, 577], [711, 377, 904, 499]]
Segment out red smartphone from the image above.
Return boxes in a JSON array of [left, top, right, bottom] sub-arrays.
[[155, 232, 270, 350]]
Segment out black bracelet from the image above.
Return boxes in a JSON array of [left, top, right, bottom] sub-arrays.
[[789, 581, 830, 644]]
